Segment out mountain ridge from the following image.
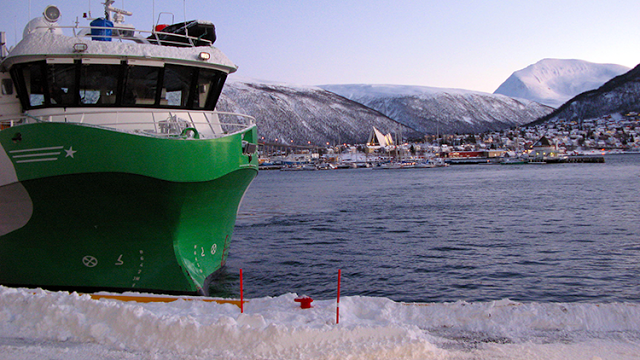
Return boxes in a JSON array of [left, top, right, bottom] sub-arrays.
[[320, 84, 553, 135], [217, 79, 421, 145], [532, 63, 640, 125], [494, 59, 630, 108], [215, 58, 632, 146]]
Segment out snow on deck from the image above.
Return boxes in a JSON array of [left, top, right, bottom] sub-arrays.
[[4, 32, 237, 72]]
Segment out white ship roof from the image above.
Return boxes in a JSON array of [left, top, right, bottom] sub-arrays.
[[3, 32, 237, 73]]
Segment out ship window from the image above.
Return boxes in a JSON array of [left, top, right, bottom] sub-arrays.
[[20, 62, 47, 107], [161, 64, 195, 107], [47, 63, 77, 105], [194, 68, 226, 110], [79, 63, 121, 105], [11, 60, 227, 110], [1, 79, 13, 95], [123, 65, 160, 105]]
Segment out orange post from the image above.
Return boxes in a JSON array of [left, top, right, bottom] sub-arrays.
[[240, 268, 244, 313]]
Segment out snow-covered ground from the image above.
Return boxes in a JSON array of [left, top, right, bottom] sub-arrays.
[[2, 286, 640, 359]]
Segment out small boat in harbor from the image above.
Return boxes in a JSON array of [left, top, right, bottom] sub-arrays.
[[0, 2, 258, 295], [500, 157, 528, 165]]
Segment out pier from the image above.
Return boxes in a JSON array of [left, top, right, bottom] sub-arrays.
[[565, 156, 605, 163]]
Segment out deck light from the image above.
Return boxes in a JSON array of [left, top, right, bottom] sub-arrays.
[[73, 43, 88, 52], [44, 5, 61, 23], [198, 52, 210, 61]]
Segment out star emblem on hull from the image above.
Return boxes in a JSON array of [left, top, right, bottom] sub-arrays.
[[65, 146, 77, 158]]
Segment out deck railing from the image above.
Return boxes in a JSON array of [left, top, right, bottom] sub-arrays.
[[0, 109, 256, 139]]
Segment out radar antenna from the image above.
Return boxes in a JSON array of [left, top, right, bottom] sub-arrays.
[[103, 0, 132, 24]]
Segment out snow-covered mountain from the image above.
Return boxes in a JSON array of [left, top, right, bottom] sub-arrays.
[[494, 59, 630, 108], [217, 79, 420, 145], [533, 63, 640, 124], [320, 84, 553, 135]]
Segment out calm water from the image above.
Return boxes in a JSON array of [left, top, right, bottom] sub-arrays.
[[211, 154, 640, 303]]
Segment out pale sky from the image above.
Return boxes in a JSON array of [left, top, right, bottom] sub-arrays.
[[2, 0, 639, 93]]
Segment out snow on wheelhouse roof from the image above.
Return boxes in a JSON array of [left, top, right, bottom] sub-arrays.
[[4, 32, 237, 72]]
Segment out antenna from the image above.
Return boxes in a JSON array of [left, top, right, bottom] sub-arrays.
[[104, 0, 132, 23], [183, 0, 188, 38]]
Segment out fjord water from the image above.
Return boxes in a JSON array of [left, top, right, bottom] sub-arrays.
[[220, 154, 640, 304]]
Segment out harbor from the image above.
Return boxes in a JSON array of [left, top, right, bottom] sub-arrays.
[[231, 152, 640, 303], [257, 142, 610, 170]]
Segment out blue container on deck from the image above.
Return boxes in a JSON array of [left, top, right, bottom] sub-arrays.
[[90, 18, 113, 41]]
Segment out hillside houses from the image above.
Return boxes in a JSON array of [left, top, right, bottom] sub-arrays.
[[433, 112, 640, 153], [519, 113, 640, 151], [259, 112, 640, 163], [368, 112, 636, 155]]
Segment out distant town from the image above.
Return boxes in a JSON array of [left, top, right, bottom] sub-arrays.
[[258, 112, 640, 169]]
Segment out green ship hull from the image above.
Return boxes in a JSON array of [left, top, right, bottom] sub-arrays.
[[0, 122, 258, 295]]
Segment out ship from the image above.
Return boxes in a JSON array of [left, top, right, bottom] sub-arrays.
[[0, 1, 258, 295]]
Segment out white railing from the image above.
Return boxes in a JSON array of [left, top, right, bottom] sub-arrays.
[[0, 109, 256, 139]]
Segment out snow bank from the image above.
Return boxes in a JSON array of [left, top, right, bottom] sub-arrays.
[[2, 286, 640, 359], [0, 287, 439, 359]]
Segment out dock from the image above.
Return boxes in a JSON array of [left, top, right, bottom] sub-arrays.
[[565, 156, 605, 163]]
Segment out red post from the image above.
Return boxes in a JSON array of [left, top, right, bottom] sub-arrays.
[[240, 268, 244, 313], [336, 269, 341, 324]]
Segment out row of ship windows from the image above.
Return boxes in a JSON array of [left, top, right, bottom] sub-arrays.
[[10, 60, 227, 110]]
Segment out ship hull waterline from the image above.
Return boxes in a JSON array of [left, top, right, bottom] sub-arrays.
[[0, 121, 258, 296]]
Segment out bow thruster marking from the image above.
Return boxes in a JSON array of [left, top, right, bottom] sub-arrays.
[[82, 255, 98, 267]]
